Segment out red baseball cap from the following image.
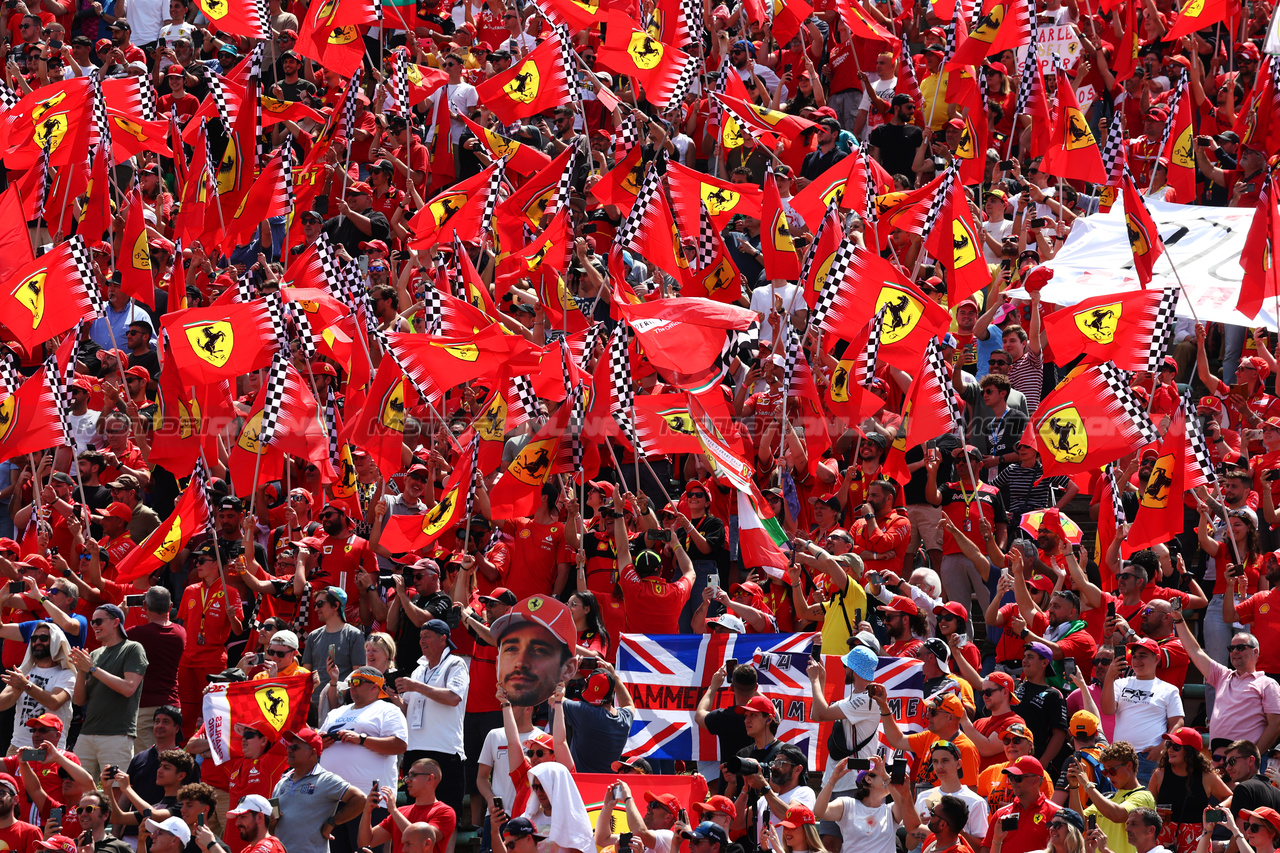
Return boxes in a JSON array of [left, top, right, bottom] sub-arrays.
[[36, 837, 77, 853], [986, 672, 1020, 704], [1240, 808, 1280, 836], [125, 366, 150, 381], [310, 360, 337, 377], [490, 595, 578, 650], [25, 713, 64, 733], [282, 726, 324, 754], [691, 795, 737, 819], [735, 696, 778, 719], [781, 805, 816, 828], [1127, 637, 1162, 657], [359, 239, 389, 254], [97, 502, 133, 523], [882, 595, 918, 615], [1162, 726, 1203, 751], [1026, 574, 1056, 592], [1001, 755, 1044, 776], [933, 601, 968, 621], [644, 791, 682, 814]]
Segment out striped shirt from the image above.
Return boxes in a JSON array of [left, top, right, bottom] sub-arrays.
[[1009, 350, 1044, 415], [991, 462, 1071, 522]]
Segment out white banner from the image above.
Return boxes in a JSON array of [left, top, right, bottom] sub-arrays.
[[1007, 197, 1279, 331]]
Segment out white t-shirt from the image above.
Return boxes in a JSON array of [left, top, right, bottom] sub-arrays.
[[440, 83, 479, 144], [1112, 676, 1183, 750], [822, 693, 881, 792], [983, 219, 1012, 263], [749, 284, 806, 342], [9, 665, 76, 748], [405, 652, 469, 756], [479, 725, 545, 812], [317, 700, 409, 793], [915, 786, 989, 838], [756, 784, 817, 839], [126, 0, 166, 45], [857, 74, 898, 139], [67, 410, 101, 455], [834, 797, 896, 853], [646, 828, 674, 853]]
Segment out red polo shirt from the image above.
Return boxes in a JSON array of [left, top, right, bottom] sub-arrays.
[[982, 794, 1060, 853]]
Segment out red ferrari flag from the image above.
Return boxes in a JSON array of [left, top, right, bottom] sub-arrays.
[[714, 93, 821, 142], [1034, 362, 1158, 477], [473, 35, 573, 124], [387, 325, 542, 406], [946, 0, 1030, 69], [1121, 172, 1165, 286], [1239, 174, 1280, 319], [500, 144, 576, 228], [202, 674, 312, 764], [0, 236, 100, 354], [770, 0, 814, 44], [1040, 65, 1105, 183], [597, 25, 694, 109], [1122, 408, 1188, 556], [1040, 289, 1167, 371], [487, 398, 574, 519], [162, 300, 279, 386], [1161, 80, 1197, 202], [119, 190, 154, 308], [588, 143, 646, 211], [921, 171, 990, 305], [633, 394, 705, 456], [113, 470, 213, 582], [619, 298, 757, 391], [458, 114, 551, 176], [148, 342, 214, 478], [0, 364, 66, 465], [761, 164, 801, 280], [902, 340, 961, 450], [407, 160, 502, 247], [189, 0, 268, 39], [1165, 0, 1238, 41], [344, 359, 419, 479], [666, 160, 764, 227], [295, 0, 370, 77], [228, 360, 335, 493], [0, 186, 33, 287], [378, 436, 478, 553]]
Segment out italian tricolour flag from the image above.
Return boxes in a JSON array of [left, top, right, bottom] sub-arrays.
[[737, 489, 790, 579]]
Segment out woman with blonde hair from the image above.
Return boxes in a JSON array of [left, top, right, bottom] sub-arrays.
[[762, 805, 827, 853], [1043, 808, 1087, 853]]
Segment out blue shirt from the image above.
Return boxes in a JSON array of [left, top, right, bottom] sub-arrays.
[[89, 301, 149, 351]]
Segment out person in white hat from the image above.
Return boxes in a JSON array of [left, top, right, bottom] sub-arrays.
[[225, 794, 286, 853], [144, 816, 191, 853]]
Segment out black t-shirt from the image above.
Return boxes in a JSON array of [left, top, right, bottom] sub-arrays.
[[1014, 681, 1069, 770], [704, 707, 754, 775], [903, 445, 953, 506], [677, 514, 729, 577], [869, 122, 924, 180], [128, 349, 161, 379], [322, 211, 391, 258], [1230, 775, 1280, 819]]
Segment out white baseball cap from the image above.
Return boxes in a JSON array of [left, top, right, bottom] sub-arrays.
[[145, 817, 192, 845], [227, 794, 273, 817]]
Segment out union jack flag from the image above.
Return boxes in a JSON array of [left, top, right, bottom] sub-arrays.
[[617, 634, 925, 769]]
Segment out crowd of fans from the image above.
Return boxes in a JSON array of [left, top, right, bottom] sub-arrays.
[[0, 1, 1277, 853]]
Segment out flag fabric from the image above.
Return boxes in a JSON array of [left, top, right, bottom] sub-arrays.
[[378, 433, 478, 553], [1122, 407, 1188, 556], [1040, 289, 1167, 371], [921, 166, 990, 304], [1034, 362, 1159, 477], [473, 34, 573, 124], [0, 186, 33, 286], [295, 0, 369, 77], [1121, 171, 1165, 285], [113, 466, 214, 581], [487, 397, 574, 519], [633, 394, 705, 456], [387, 325, 541, 407], [458, 113, 551, 176], [597, 25, 694, 109], [1160, 76, 1196, 201], [665, 160, 763, 226], [575, 774, 708, 824], [946, 0, 1030, 69], [118, 190, 154, 308], [407, 160, 504, 247], [714, 92, 821, 142], [344, 359, 418, 478], [0, 236, 101, 354], [1039, 62, 1105, 183], [619, 298, 756, 392], [1165, 0, 1237, 41], [162, 300, 279, 386], [761, 162, 801, 280], [1239, 174, 1280, 319], [227, 359, 334, 494], [902, 339, 961, 449], [0, 361, 66, 465], [202, 674, 312, 764], [737, 490, 789, 578]]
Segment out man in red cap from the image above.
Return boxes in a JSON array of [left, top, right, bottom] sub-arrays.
[[975, 724, 1053, 813], [965, 673, 1027, 769], [613, 494, 695, 635], [321, 181, 391, 258], [981, 755, 1060, 853], [273, 727, 366, 853], [493, 483, 575, 603], [595, 782, 682, 853], [881, 595, 926, 658]]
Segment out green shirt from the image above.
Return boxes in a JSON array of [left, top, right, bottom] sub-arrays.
[[81, 639, 149, 737]]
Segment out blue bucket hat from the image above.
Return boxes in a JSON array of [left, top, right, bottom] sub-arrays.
[[841, 645, 879, 681]]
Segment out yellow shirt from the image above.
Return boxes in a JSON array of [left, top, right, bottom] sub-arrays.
[[920, 72, 951, 132], [1084, 788, 1156, 853]]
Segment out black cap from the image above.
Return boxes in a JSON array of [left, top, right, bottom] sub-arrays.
[[373, 158, 395, 173], [500, 818, 544, 841], [110, 19, 130, 29], [300, 209, 323, 222], [891, 93, 913, 106], [1214, 130, 1240, 144], [218, 495, 244, 512]]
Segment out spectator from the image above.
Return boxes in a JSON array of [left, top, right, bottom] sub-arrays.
[[1100, 641, 1184, 784], [128, 587, 185, 748], [400, 619, 469, 819], [0, 622, 73, 749], [272, 727, 366, 853], [67, 604, 147, 781], [556, 659, 634, 774], [1068, 742, 1156, 853]]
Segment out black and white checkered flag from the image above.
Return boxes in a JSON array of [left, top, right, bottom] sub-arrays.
[[921, 160, 957, 240], [423, 284, 443, 335], [342, 69, 363, 139], [613, 111, 642, 162], [66, 235, 107, 317], [256, 353, 291, 448], [581, 322, 606, 370], [1105, 462, 1127, 528], [1144, 287, 1180, 375], [811, 234, 861, 330], [41, 349, 74, 447], [1154, 71, 1187, 184], [264, 290, 292, 357], [616, 150, 665, 251], [608, 323, 640, 449], [137, 72, 157, 121], [479, 159, 506, 239], [1101, 114, 1126, 185], [668, 55, 700, 106], [34, 143, 50, 221], [799, 198, 840, 287], [693, 202, 721, 270], [290, 301, 316, 358], [942, 0, 961, 62], [231, 269, 258, 304], [323, 384, 340, 469], [680, 0, 702, 44], [567, 382, 586, 471], [861, 150, 878, 224], [1185, 396, 1217, 489], [89, 71, 112, 164], [389, 49, 409, 117], [461, 430, 481, 517], [204, 71, 231, 128], [0, 350, 20, 399], [1012, 3, 1039, 121], [1098, 360, 1159, 444], [0, 78, 17, 111], [862, 306, 887, 388], [511, 373, 539, 426], [782, 322, 802, 397], [280, 133, 296, 208], [927, 337, 962, 434], [549, 145, 578, 221]]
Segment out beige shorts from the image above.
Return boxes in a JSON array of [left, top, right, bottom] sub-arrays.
[[906, 503, 944, 551]]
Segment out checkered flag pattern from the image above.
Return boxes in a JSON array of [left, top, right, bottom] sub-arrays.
[[782, 322, 801, 398], [927, 337, 961, 434], [1184, 395, 1217, 489], [614, 112, 642, 162], [557, 27, 586, 103], [608, 323, 640, 449], [66, 235, 107, 317], [323, 385, 340, 468], [680, 0, 702, 44], [369, 0, 382, 19], [253, 81, 266, 170], [461, 431, 481, 518], [342, 69, 363, 139], [312, 233, 343, 294], [1101, 114, 1126, 185], [480, 159, 506, 239], [861, 151, 877, 224], [264, 290, 291, 353], [205, 71, 231, 128], [281, 133, 296, 208], [810, 233, 861, 330], [1012, 4, 1039, 120], [692, 202, 719, 270], [290, 301, 317, 358], [0, 350, 20, 399], [862, 306, 887, 388], [568, 382, 586, 471], [510, 373, 539, 428], [231, 269, 258, 304], [0, 78, 17, 111], [89, 71, 112, 164], [668, 55, 699, 106], [423, 283, 443, 335], [581, 322, 605, 370], [616, 151, 666, 252], [1154, 72, 1187, 181], [247, 42, 266, 80], [799, 199, 840, 286], [256, 353, 291, 448], [921, 161, 957, 239], [1144, 287, 1180, 375], [550, 144, 578, 221], [389, 50, 409, 117], [943, 0, 960, 61], [137, 72, 157, 121], [1105, 462, 1127, 528], [1098, 360, 1159, 444]]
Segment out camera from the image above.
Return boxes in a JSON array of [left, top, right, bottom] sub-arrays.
[[847, 758, 871, 770], [1001, 815, 1020, 831], [7, 582, 22, 594], [1207, 809, 1226, 823], [19, 748, 46, 762], [125, 594, 145, 607], [998, 159, 1015, 170], [738, 757, 768, 776], [645, 530, 671, 542]]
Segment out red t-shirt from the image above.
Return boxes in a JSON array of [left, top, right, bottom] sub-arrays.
[[178, 579, 243, 667], [158, 92, 200, 121], [2, 750, 80, 825], [620, 565, 692, 634], [243, 838, 287, 853], [995, 604, 1050, 663], [974, 711, 1026, 769], [376, 800, 458, 853], [308, 534, 377, 623], [1232, 587, 1280, 674], [502, 519, 573, 601], [0, 819, 43, 853]]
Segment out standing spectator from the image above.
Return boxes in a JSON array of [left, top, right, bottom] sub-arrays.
[[556, 659, 634, 773], [914, 741, 991, 848], [1067, 742, 1156, 853], [615, 500, 695, 634], [1015, 643, 1070, 774], [1170, 618, 1280, 750], [272, 728, 366, 853], [0, 772, 42, 853], [128, 587, 185, 748], [1221, 741, 1280, 820], [125, 707, 189, 808], [0, 622, 73, 750], [1100, 641, 1184, 784], [301, 587, 366, 717], [357, 758, 458, 853], [400, 620, 469, 822], [695, 664, 763, 795], [175, 545, 243, 730], [67, 604, 148, 782]]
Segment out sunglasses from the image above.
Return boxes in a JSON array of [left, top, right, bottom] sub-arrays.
[[266, 649, 290, 658], [1228, 756, 1248, 766], [1166, 743, 1184, 751], [1049, 822, 1068, 830], [981, 388, 1000, 395], [1102, 766, 1124, 776], [525, 749, 549, 758], [988, 359, 1009, 367], [1093, 659, 1113, 667], [90, 618, 108, 626], [979, 687, 1005, 697], [1245, 824, 1271, 833], [241, 730, 263, 739], [1228, 643, 1255, 652], [76, 807, 98, 815]]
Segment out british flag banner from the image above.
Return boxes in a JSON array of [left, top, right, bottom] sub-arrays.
[[616, 632, 924, 769]]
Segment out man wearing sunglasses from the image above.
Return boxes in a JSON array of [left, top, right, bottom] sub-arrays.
[[358, 759, 455, 853], [1222, 740, 1280, 819], [1066, 742, 1151, 853], [73, 790, 131, 853]]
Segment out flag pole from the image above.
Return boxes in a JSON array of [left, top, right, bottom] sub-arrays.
[[28, 453, 43, 536]]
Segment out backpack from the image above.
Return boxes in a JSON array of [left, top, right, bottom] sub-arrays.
[[1075, 750, 1115, 796]]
